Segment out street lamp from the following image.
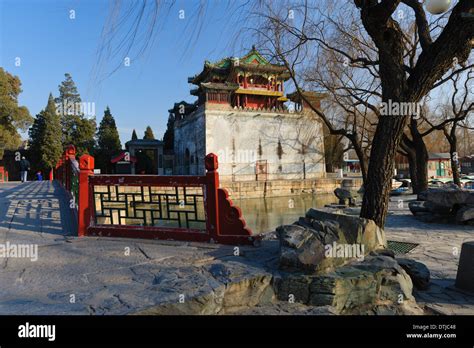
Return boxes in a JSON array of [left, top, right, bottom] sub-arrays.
[[424, 0, 452, 15]]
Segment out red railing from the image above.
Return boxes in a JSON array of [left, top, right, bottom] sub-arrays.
[[0, 166, 8, 182], [54, 148, 259, 245]]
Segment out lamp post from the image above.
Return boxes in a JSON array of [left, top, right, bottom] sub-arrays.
[[424, 0, 452, 15]]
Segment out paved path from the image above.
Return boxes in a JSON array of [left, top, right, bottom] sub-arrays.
[[0, 182, 472, 315], [386, 196, 474, 315]]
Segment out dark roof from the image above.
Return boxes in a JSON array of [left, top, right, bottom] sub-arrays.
[[125, 139, 164, 147], [168, 101, 197, 115], [428, 153, 450, 160]]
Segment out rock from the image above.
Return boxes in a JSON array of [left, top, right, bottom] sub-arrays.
[[455, 241, 474, 293], [424, 201, 452, 214], [408, 201, 429, 214], [334, 188, 357, 206], [455, 205, 474, 223], [277, 222, 340, 273], [413, 211, 452, 224], [277, 209, 387, 273], [306, 209, 387, 252], [274, 255, 421, 315], [397, 258, 430, 290], [369, 248, 395, 258], [418, 188, 474, 209]]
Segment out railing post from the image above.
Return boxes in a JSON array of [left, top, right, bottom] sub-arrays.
[[78, 154, 94, 237], [205, 153, 220, 241]]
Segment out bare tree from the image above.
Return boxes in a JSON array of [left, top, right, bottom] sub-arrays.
[[430, 70, 474, 185], [252, 0, 473, 226]]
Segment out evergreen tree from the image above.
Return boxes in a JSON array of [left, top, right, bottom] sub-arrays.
[[29, 94, 62, 173], [131, 129, 138, 140], [95, 107, 122, 173], [73, 116, 96, 156], [55, 73, 81, 146], [163, 114, 175, 151], [55, 73, 95, 154], [0, 68, 32, 150], [143, 126, 155, 140]]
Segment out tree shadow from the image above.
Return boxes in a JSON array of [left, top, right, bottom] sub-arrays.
[[0, 181, 77, 237]]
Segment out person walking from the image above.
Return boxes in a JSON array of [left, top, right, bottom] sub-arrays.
[[19, 156, 30, 183]]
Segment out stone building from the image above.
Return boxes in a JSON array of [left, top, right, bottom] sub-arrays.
[[172, 47, 326, 182]]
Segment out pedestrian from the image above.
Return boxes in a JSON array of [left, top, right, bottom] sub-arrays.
[[19, 156, 30, 183], [36, 171, 43, 181]]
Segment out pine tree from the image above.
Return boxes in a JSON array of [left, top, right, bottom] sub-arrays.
[[131, 129, 138, 141], [95, 107, 122, 173], [28, 110, 46, 171], [55, 73, 96, 155], [163, 114, 175, 151], [73, 117, 96, 156], [55, 73, 81, 146], [28, 94, 63, 173], [143, 126, 155, 140]]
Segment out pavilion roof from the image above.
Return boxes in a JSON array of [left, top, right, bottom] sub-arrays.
[[188, 46, 289, 85]]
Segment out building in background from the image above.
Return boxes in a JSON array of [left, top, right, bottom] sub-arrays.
[[125, 139, 164, 175], [428, 153, 452, 179], [172, 47, 326, 182]]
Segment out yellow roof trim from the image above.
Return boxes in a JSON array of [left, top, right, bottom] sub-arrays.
[[234, 88, 284, 97]]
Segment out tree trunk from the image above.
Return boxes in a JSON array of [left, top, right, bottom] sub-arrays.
[[400, 135, 420, 192], [360, 115, 408, 227], [449, 135, 461, 187], [352, 141, 368, 185], [410, 120, 429, 193]]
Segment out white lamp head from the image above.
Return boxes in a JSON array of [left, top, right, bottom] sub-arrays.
[[425, 0, 452, 15]]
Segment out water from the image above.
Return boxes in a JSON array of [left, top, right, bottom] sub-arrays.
[[233, 194, 337, 234]]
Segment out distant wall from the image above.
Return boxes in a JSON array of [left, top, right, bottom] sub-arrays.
[[221, 177, 363, 199], [205, 107, 326, 181], [174, 107, 206, 175]]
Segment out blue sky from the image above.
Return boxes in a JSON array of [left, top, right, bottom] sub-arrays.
[[0, 0, 253, 145]]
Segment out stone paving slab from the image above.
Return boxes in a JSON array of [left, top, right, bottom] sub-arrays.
[[385, 196, 474, 315]]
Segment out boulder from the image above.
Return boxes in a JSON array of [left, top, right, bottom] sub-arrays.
[[274, 255, 422, 315], [277, 209, 387, 273], [418, 187, 474, 209], [408, 201, 429, 214], [334, 188, 357, 206], [455, 205, 474, 223], [397, 258, 430, 290], [410, 188, 474, 224]]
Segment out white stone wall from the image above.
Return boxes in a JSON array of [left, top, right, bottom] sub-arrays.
[[174, 107, 206, 175], [174, 105, 326, 180]]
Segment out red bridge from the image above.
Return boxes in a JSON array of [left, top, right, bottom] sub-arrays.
[[53, 145, 259, 245]]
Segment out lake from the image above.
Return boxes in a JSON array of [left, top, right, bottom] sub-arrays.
[[233, 193, 338, 234]]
